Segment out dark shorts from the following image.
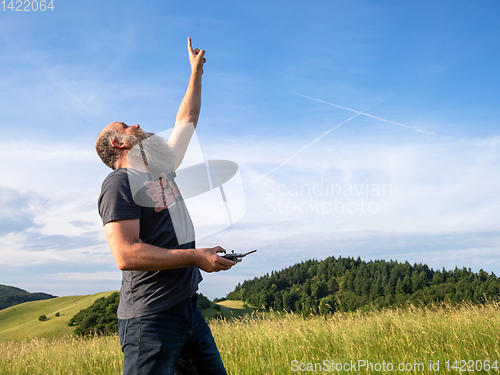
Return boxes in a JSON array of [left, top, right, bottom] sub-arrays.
[[118, 294, 227, 375]]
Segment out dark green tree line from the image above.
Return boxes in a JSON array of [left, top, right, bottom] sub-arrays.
[[225, 256, 500, 315], [0, 285, 56, 310]]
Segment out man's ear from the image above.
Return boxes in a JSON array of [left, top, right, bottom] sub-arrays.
[[111, 139, 129, 149]]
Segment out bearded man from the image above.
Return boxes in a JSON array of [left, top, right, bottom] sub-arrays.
[[95, 38, 235, 375]]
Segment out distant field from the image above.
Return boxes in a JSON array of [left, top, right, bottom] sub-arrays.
[[199, 300, 255, 320], [217, 300, 247, 309], [0, 291, 116, 342], [1, 300, 499, 374]]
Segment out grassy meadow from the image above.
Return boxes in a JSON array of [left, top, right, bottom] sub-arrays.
[[1, 300, 499, 374], [0, 291, 116, 343]]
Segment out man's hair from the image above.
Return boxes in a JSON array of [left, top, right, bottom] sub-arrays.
[[96, 130, 121, 170]]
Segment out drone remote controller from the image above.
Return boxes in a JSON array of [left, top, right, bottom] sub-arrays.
[[221, 249, 257, 263]]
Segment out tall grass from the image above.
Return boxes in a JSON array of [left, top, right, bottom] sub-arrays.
[[214, 301, 500, 374], [1, 301, 498, 374], [0, 334, 122, 375]]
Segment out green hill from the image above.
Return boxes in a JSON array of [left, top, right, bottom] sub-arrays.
[[0, 291, 256, 342], [0, 284, 56, 310], [0, 291, 115, 342]]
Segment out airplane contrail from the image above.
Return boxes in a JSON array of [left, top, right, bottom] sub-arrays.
[[294, 93, 433, 135], [246, 112, 360, 187], [246, 93, 432, 187]]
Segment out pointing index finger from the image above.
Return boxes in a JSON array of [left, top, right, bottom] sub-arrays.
[[187, 37, 193, 53]]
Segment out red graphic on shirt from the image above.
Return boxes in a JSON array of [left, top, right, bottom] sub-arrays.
[[144, 173, 182, 212]]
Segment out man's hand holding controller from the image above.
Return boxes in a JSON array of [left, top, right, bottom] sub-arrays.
[[221, 250, 257, 263]]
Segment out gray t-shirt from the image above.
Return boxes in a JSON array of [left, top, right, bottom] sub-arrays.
[[98, 168, 202, 319]]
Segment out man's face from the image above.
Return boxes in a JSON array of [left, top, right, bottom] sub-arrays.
[[95, 121, 151, 170], [98, 122, 146, 144], [96, 121, 175, 173]]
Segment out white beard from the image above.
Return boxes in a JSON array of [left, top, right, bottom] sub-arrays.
[[125, 132, 195, 245], [127, 133, 177, 179]]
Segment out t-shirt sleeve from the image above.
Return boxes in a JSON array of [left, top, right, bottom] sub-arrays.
[[98, 172, 142, 225]]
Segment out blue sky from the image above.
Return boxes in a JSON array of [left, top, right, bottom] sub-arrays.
[[1, 0, 499, 299]]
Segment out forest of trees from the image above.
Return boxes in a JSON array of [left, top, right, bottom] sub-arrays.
[[69, 292, 120, 336], [0, 284, 56, 310], [225, 256, 500, 315]]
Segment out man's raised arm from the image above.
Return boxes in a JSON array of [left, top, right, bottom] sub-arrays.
[[168, 37, 206, 169]]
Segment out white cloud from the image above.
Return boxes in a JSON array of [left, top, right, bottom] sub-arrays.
[[0, 139, 110, 268], [206, 133, 500, 231], [1, 131, 499, 296], [0, 231, 111, 266], [41, 271, 121, 282], [196, 132, 500, 282]]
